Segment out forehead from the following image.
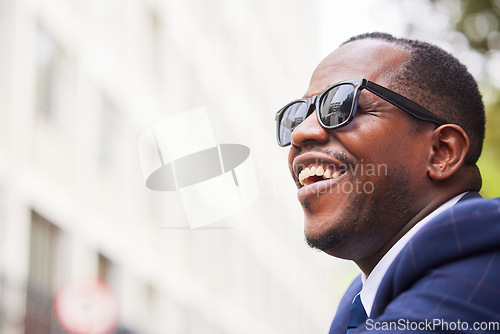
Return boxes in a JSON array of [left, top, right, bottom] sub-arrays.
[[305, 39, 410, 97]]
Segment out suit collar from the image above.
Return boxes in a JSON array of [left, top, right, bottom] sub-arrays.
[[458, 191, 482, 202]]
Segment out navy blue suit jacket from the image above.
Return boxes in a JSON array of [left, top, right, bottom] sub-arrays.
[[329, 193, 500, 333]]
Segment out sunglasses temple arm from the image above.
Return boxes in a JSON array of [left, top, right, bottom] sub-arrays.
[[365, 82, 446, 125]]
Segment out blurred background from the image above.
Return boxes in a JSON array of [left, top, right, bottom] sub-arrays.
[[1, 0, 499, 333]]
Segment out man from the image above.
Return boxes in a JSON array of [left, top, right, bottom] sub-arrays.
[[275, 32, 500, 333]]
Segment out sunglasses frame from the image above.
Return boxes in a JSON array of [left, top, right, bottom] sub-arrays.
[[275, 78, 446, 147]]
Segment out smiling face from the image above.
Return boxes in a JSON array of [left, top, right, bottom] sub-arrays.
[[288, 39, 437, 269]]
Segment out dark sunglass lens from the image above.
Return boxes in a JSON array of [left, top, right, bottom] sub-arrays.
[[318, 84, 355, 127], [278, 101, 308, 146]]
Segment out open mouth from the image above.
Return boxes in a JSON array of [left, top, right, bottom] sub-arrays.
[[298, 164, 345, 186]]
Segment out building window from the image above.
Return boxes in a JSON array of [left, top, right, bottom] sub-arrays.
[[98, 94, 124, 171], [35, 26, 76, 133], [98, 253, 113, 282], [25, 211, 64, 334], [0, 0, 12, 96], [148, 8, 163, 81]]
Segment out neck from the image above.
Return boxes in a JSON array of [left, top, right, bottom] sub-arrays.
[[355, 192, 460, 277]]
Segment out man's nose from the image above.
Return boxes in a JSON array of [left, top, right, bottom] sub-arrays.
[[290, 106, 330, 147]]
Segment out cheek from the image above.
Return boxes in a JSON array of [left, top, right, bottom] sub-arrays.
[[343, 120, 426, 173]]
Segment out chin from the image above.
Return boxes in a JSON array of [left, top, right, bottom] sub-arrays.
[[304, 216, 347, 253]]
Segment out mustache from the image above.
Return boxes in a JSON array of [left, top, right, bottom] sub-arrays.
[[292, 147, 355, 170]]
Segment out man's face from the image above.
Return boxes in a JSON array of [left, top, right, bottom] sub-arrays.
[[288, 39, 434, 263]]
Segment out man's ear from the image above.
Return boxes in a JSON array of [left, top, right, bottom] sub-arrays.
[[428, 124, 470, 181]]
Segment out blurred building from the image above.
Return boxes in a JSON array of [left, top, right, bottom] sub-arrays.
[[0, 0, 357, 333]]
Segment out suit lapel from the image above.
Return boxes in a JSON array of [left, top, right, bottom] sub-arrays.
[[329, 276, 362, 334]]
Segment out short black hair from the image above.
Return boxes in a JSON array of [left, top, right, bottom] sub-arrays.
[[343, 32, 485, 165]]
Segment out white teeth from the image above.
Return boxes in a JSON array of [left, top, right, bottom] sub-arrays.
[[298, 165, 342, 185], [298, 168, 308, 185], [323, 169, 331, 179]]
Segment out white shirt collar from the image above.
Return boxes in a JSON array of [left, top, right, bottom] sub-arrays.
[[359, 192, 467, 316]]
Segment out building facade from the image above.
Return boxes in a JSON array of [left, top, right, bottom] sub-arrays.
[[0, 0, 355, 333]]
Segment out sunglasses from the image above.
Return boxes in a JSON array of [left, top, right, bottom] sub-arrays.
[[275, 78, 446, 147]]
